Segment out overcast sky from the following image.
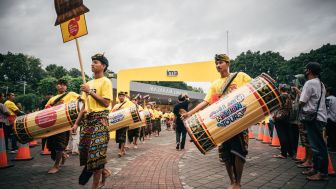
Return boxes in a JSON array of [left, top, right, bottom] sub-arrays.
[[0, 0, 335, 91]]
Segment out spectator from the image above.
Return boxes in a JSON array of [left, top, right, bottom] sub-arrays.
[[4, 93, 20, 153], [173, 94, 189, 151], [326, 87, 336, 153], [0, 93, 10, 150], [272, 85, 294, 159], [298, 62, 328, 181]]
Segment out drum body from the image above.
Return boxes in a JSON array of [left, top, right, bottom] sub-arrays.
[[14, 100, 83, 144], [184, 73, 282, 154], [108, 105, 141, 131], [129, 110, 151, 130]]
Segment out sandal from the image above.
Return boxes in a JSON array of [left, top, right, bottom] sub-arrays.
[[272, 154, 287, 159], [306, 173, 328, 181], [297, 164, 313, 168], [302, 168, 316, 176]]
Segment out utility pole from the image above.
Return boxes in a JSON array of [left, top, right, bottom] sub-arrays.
[[23, 81, 26, 95]]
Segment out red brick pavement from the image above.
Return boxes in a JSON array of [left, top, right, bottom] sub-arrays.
[[105, 145, 185, 189]]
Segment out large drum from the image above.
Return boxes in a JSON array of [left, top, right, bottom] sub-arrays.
[[14, 100, 83, 144], [129, 110, 151, 130], [108, 105, 142, 131], [184, 73, 282, 154]]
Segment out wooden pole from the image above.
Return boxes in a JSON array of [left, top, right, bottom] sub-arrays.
[[75, 38, 86, 84], [75, 38, 90, 111]]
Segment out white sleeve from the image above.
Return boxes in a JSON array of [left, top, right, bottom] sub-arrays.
[[299, 82, 312, 103]]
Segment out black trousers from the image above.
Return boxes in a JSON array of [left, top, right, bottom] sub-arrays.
[[326, 119, 336, 151], [274, 120, 294, 157]]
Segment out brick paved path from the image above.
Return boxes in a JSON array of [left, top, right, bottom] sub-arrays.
[[104, 130, 187, 189], [1, 128, 335, 189]]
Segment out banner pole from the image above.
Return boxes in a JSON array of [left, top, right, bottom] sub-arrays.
[[75, 38, 90, 111]]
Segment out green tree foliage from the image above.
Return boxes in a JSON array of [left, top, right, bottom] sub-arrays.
[[0, 52, 45, 93], [68, 68, 82, 78], [37, 77, 58, 96], [230, 44, 336, 87], [45, 64, 68, 79], [231, 50, 286, 80], [15, 93, 41, 112]]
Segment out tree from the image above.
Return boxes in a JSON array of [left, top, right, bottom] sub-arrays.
[[0, 52, 45, 94], [231, 50, 286, 81], [45, 64, 68, 79], [15, 93, 41, 112], [37, 77, 57, 95], [69, 68, 82, 78]]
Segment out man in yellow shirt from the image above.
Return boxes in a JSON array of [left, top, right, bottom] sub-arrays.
[[129, 95, 143, 149], [112, 91, 134, 157], [146, 104, 154, 139], [182, 54, 251, 189], [45, 79, 80, 174], [72, 53, 113, 189], [4, 93, 21, 153]]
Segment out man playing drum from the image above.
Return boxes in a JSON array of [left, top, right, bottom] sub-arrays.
[[45, 79, 80, 174], [72, 53, 113, 189], [112, 91, 133, 157], [182, 54, 252, 189]]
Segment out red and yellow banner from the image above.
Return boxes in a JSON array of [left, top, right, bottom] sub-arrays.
[[60, 14, 88, 43]]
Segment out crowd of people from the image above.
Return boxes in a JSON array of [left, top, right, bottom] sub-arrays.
[[0, 52, 335, 189], [271, 62, 336, 181]]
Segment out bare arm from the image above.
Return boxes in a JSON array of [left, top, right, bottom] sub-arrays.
[[71, 104, 86, 133], [80, 84, 110, 107], [181, 100, 209, 119]]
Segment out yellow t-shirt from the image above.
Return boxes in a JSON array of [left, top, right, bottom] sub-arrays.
[[82, 77, 113, 112], [46, 92, 80, 107], [169, 112, 175, 119], [137, 104, 144, 111], [147, 108, 155, 120], [4, 100, 18, 116], [112, 99, 134, 111], [204, 72, 252, 104]]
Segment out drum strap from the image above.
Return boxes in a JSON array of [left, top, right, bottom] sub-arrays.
[[50, 92, 69, 107], [116, 101, 127, 110], [220, 72, 238, 96]]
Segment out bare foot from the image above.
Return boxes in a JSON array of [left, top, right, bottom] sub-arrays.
[[61, 153, 69, 165], [227, 183, 234, 189], [48, 167, 60, 174], [232, 183, 241, 189]]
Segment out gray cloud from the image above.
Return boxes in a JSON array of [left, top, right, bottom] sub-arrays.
[[0, 0, 335, 79]]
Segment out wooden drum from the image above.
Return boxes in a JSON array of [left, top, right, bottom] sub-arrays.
[[14, 100, 83, 144], [108, 105, 142, 131], [184, 73, 282, 154], [129, 110, 151, 130]]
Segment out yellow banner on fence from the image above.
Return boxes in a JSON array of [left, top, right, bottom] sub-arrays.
[[60, 14, 88, 43]]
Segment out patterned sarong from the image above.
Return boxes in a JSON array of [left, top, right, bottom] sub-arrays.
[[79, 110, 109, 171]]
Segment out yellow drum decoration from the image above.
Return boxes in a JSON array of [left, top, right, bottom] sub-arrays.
[[108, 105, 141, 131], [184, 73, 282, 154], [14, 100, 83, 144], [129, 110, 151, 130]]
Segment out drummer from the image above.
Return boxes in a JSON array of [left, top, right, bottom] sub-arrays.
[[130, 94, 143, 148], [112, 91, 133, 157], [72, 53, 113, 189], [45, 79, 80, 174], [182, 54, 252, 189]]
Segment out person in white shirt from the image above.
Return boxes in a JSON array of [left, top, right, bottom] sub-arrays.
[[297, 62, 328, 181], [326, 87, 336, 152]]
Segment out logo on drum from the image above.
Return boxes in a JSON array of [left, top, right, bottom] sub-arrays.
[[109, 112, 124, 124], [35, 109, 57, 128], [209, 94, 247, 127]]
